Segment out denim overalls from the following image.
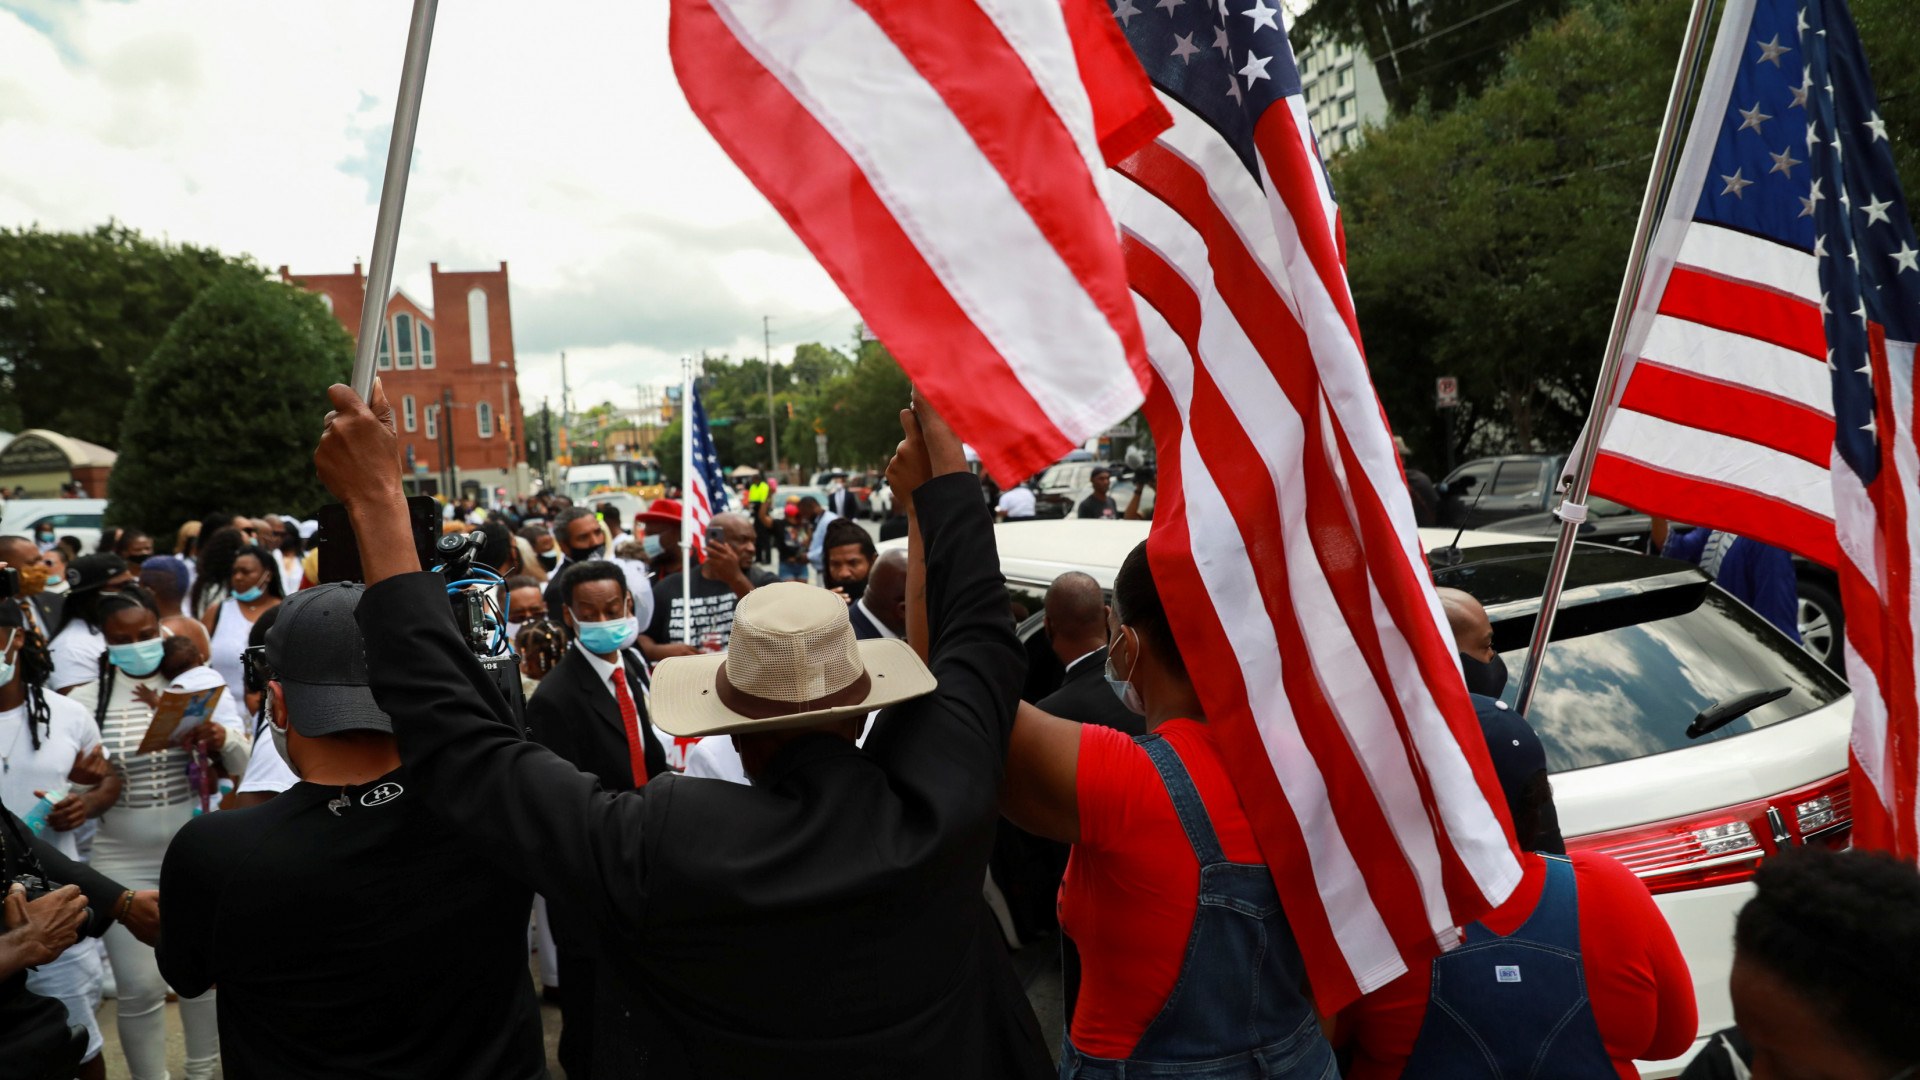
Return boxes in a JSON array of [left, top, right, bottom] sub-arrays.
[[1058, 734, 1336, 1080], [1399, 855, 1617, 1079]]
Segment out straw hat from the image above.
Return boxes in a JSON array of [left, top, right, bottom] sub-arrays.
[[651, 582, 936, 737]]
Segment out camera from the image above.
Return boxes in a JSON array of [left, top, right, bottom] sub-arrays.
[[0, 566, 17, 600], [242, 644, 272, 697], [431, 531, 528, 732], [7, 870, 57, 901]]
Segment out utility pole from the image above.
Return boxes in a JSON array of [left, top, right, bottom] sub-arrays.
[[542, 395, 554, 479], [764, 315, 778, 473], [441, 387, 457, 501]]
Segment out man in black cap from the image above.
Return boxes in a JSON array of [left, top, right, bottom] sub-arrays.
[[155, 582, 548, 1079]]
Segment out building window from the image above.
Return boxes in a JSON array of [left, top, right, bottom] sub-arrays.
[[376, 323, 390, 370], [418, 323, 435, 368], [403, 395, 417, 432], [425, 405, 438, 440], [319, 293, 334, 313], [1339, 65, 1353, 89], [394, 313, 415, 369], [477, 400, 495, 438], [468, 288, 491, 365]]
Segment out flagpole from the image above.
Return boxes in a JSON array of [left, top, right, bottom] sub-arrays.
[[350, 0, 438, 399], [681, 355, 695, 649], [1513, 0, 1720, 717]]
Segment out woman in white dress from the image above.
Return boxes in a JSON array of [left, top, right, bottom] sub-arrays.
[[202, 545, 283, 707], [71, 587, 248, 1080]]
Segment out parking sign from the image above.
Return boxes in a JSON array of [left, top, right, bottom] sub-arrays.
[[1436, 376, 1459, 407]]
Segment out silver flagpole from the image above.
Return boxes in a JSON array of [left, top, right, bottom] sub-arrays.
[[349, 0, 439, 399], [681, 356, 695, 648], [1513, 0, 1720, 716]]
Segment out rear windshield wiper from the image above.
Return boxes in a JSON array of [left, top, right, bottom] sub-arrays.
[[1687, 686, 1793, 739]]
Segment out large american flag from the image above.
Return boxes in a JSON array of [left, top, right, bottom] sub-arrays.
[[1108, 2, 1521, 1007], [686, 382, 730, 563], [668, 0, 1169, 485], [1586, 0, 1920, 858]]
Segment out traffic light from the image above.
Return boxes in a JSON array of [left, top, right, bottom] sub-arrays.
[[785, 401, 794, 419], [755, 435, 766, 444]]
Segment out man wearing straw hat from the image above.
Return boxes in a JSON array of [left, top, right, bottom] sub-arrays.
[[313, 379, 1051, 1078]]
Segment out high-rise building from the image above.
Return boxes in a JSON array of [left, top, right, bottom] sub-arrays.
[[282, 261, 530, 504], [1296, 36, 1389, 158]]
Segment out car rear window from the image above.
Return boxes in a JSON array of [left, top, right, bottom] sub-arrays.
[[1492, 589, 1848, 772]]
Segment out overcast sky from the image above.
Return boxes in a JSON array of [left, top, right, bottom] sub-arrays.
[[0, 0, 857, 417]]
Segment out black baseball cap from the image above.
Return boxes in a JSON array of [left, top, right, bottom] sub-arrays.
[[66, 553, 128, 594], [264, 582, 392, 737], [1469, 693, 1548, 804]]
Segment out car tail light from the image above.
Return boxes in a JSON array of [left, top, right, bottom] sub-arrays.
[[1567, 772, 1851, 895]]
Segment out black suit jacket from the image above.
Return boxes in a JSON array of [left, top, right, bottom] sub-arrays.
[[845, 601, 885, 641], [1035, 646, 1143, 737], [525, 645, 668, 792], [359, 473, 1049, 1079]]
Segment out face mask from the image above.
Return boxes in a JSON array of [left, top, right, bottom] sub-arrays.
[[1459, 651, 1510, 698], [268, 702, 299, 778], [16, 565, 46, 596], [234, 584, 265, 602], [42, 576, 68, 595], [642, 534, 665, 560], [574, 615, 637, 655], [1104, 630, 1145, 716], [109, 638, 167, 678], [0, 657, 15, 689], [836, 577, 869, 602], [506, 620, 523, 642], [537, 552, 558, 571], [571, 544, 605, 563]]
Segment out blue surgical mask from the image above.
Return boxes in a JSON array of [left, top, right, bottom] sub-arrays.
[[642, 534, 664, 560], [575, 615, 638, 655], [109, 638, 166, 678], [234, 584, 265, 603], [1104, 631, 1144, 716], [0, 658, 16, 689]]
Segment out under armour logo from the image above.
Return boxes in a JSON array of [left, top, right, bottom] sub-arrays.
[[361, 782, 404, 807]]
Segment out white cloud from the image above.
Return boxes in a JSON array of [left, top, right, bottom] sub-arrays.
[[0, 0, 854, 406]]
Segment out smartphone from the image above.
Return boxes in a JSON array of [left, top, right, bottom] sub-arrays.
[[314, 497, 443, 584], [0, 566, 16, 600], [705, 523, 727, 546]]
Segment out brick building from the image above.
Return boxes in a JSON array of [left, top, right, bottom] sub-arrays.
[[281, 261, 530, 503]]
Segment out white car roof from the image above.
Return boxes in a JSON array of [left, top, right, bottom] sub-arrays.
[[879, 521, 1549, 591], [0, 498, 108, 528]]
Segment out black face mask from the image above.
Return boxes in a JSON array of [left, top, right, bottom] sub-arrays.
[[537, 552, 558, 571], [1459, 650, 1509, 698], [569, 543, 605, 563], [834, 577, 869, 602]]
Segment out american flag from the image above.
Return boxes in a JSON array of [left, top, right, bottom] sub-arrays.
[[668, 0, 1169, 485], [1108, 2, 1522, 1007], [686, 382, 729, 563], [1586, 0, 1920, 858]]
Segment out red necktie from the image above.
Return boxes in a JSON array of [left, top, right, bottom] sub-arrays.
[[609, 668, 650, 789]]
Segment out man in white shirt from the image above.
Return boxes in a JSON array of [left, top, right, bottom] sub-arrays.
[[995, 484, 1036, 521]]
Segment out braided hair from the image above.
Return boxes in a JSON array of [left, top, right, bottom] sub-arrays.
[[515, 619, 568, 681], [90, 586, 161, 733], [0, 601, 55, 751]]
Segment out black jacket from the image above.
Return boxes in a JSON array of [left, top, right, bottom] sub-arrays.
[[525, 644, 668, 792], [359, 473, 1049, 1079], [2, 808, 126, 1079], [1035, 646, 1144, 737]]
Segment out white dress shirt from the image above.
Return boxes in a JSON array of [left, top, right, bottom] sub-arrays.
[[996, 487, 1036, 519]]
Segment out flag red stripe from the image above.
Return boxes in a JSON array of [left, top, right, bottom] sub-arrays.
[[1059, 0, 1172, 165], [1866, 326, 1918, 855], [670, 0, 1072, 483], [1132, 337, 1366, 1007], [848, 0, 1152, 394], [1591, 451, 1841, 566], [1618, 362, 1837, 466], [1659, 266, 1826, 360], [1250, 108, 1362, 350]]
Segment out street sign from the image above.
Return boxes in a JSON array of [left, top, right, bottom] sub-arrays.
[[1436, 376, 1459, 408], [815, 433, 830, 466], [1103, 418, 1137, 438]]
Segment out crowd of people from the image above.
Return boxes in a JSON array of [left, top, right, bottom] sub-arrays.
[[1, 386, 1915, 1080]]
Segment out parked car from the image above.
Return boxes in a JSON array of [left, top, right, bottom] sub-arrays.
[[0, 498, 109, 554], [880, 520, 1853, 1077], [1029, 460, 1121, 519], [1439, 454, 1567, 528], [1489, 504, 1847, 673]]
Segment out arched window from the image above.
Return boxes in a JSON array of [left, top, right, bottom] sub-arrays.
[[468, 288, 491, 365], [418, 323, 435, 368], [394, 313, 416, 369], [376, 323, 390, 369], [319, 293, 334, 313], [477, 400, 495, 438], [402, 395, 417, 432]]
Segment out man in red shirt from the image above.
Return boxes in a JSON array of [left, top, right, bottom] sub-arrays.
[[1336, 695, 1696, 1079]]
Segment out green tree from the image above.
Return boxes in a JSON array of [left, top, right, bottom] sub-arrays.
[[107, 274, 352, 532], [1854, 0, 1920, 189], [1293, 0, 1571, 115], [0, 222, 253, 444], [1335, 0, 1689, 464]]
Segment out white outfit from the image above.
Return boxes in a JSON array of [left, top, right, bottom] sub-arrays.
[[233, 718, 298, 795], [276, 551, 305, 596], [995, 486, 1037, 519], [807, 509, 842, 572], [611, 557, 656, 630], [206, 597, 261, 705], [71, 669, 249, 1080], [47, 621, 104, 691], [0, 692, 107, 1063]]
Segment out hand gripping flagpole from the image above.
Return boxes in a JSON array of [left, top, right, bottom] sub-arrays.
[[1513, 0, 1719, 716], [349, 0, 439, 400]]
